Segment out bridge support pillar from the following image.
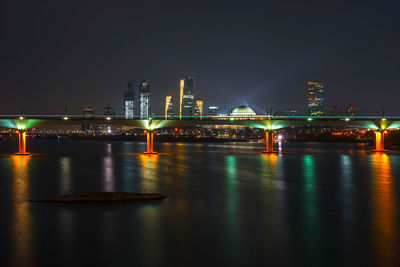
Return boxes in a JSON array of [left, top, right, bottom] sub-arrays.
[[374, 130, 385, 152], [261, 130, 277, 153], [143, 131, 158, 154], [15, 130, 30, 155]]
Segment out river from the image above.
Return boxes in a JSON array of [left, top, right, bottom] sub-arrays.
[[0, 140, 399, 266]]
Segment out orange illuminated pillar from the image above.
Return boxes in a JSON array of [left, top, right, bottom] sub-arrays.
[[15, 131, 30, 155], [144, 131, 157, 154], [375, 130, 385, 151], [262, 130, 276, 153]]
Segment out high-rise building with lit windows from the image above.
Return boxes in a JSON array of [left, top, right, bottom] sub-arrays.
[[139, 80, 151, 119], [179, 77, 195, 119], [194, 99, 204, 119], [307, 80, 324, 115], [208, 106, 218, 116], [124, 82, 135, 119], [165, 94, 174, 119]]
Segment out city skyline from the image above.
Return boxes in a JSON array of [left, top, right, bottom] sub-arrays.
[[1, 2, 400, 266], [1, 1, 399, 113]]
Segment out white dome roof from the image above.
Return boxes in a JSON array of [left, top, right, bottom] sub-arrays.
[[231, 105, 256, 116]]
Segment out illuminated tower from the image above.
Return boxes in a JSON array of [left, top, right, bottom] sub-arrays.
[[194, 99, 204, 119], [139, 80, 151, 119], [124, 82, 135, 119], [179, 77, 195, 119], [307, 80, 324, 115], [165, 94, 174, 119]]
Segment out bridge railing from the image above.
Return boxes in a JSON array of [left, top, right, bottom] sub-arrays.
[[0, 114, 397, 121]]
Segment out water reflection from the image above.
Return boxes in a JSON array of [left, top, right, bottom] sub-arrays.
[[340, 155, 353, 221], [302, 155, 321, 263], [371, 153, 398, 264], [224, 155, 241, 263], [59, 157, 71, 195], [303, 155, 317, 220], [103, 143, 115, 192], [11, 155, 33, 266], [226, 156, 238, 214], [259, 154, 279, 187], [122, 142, 136, 191], [139, 154, 159, 192], [140, 206, 163, 266]]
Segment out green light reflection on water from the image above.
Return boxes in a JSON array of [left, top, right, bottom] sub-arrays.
[[224, 155, 241, 263], [302, 154, 321, 262], [226, 155, 238, 214], [303, 154, 317, 220]]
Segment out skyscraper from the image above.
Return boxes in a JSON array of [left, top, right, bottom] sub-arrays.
[[82, 106, 95, 131], [346, 104, 356, 116], [208, 106, 218, 116], [165, 94, 174, 119], [104, 106, 116, 116], [124, 82, 135, 119], [139, 80, 151, 119], [179, 77, 195, 119], [194, 99, 204, 119], [307, 80, 324, 115]]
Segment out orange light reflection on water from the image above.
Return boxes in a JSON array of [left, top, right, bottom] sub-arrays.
[[139, 154, 159, 192], [11, 155, 33, 266], [371, 153, 398, 264]]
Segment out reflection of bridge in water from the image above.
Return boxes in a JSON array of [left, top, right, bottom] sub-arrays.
[[1, 114, 400, 155]]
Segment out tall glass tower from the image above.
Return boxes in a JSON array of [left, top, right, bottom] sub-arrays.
[[307, 80, 324, 115], [165, 94, 174, 119], [139, 80, 151, 119], [194, 99, 204, 119], [179, 77, 195, 119], [124, 82, 135, 119]]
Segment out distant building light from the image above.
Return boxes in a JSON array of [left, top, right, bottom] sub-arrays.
[[106, 117, 112, 121], [345, 118, 350, 121], [63, 117, 69, 120], [19, 116, 24, 120]]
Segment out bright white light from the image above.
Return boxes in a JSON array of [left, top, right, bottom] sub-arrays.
[[278, 135, 283, 140], [63, 117, 69, 120], [106, 117, 112, 121], [19, 117, 24, 120], [345, 118, 350, 121]]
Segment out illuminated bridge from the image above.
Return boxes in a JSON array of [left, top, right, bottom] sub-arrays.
[[1, 114, 399, 155]]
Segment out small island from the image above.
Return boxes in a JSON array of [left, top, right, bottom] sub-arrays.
[[31, 192, 167, 203]]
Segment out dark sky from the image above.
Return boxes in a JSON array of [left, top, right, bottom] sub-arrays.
[[1, 0, 399, 114]]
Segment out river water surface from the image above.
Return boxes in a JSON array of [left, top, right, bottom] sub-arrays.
[[0, 140, 399, 266]]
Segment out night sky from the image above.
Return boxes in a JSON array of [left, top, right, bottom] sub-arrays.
[[1, 0, 399, 114]]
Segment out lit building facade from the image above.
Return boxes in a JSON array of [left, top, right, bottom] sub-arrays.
[[179, 77, 195, 119], [165, 94, 174, 119], [139, 80, 151, 119], [208, 106, 218, 116], [194, 99, 204, 119], [124, 82, 135, 119], [230, 104, 256, 117], [346, 104, 356, 116], [307, 80, 324, 115]]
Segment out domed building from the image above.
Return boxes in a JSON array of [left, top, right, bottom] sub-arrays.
[[230, 104, 256, 117]]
